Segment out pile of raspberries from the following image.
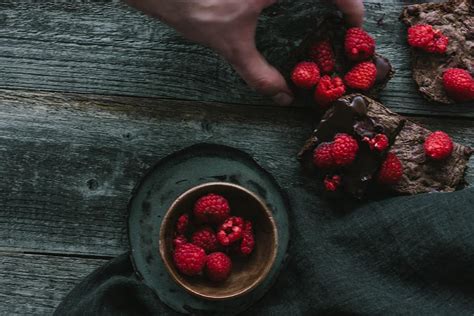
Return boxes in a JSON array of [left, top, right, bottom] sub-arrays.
[[291, 27, 380, 108], [171, 193, 255, 282], [313, 130, 454, 192], [407, 24, 474, 102]]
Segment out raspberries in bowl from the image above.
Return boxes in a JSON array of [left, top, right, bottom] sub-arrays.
[[159, 182, 277, 301]]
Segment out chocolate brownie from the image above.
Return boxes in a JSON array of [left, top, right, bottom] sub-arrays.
[[400, 0, 474, 104], [299, 94, 473, 198], [288, 16, 394, 104], [391, 121, 473, 194], [298, 94, 405, 199]]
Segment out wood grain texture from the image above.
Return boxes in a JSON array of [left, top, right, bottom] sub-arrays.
[[0, 89, 473, 258], [0, 252, 106, 316], [0, 1, 472, 313], [0, 89, 311, 256], [0, 0, 472, 117]]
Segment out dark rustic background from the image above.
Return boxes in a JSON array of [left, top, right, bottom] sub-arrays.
[[0, 0, 472, 314]]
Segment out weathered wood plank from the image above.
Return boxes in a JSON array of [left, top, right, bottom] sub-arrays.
[[0, 89, 311, 256], [0, 252, 106, 316], [0, 0, 472, 117], [0, 89, 473, 257]]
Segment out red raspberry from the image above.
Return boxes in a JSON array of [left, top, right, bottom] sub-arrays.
[[362, 134, 389, 151], [235, 220, 255, 256], [424, 131, 453, 160], [324, 175, 341, 192], [314, 75, 346, 108], [312, 143, 335, 169], [408, 25, 433, 48], [173, 234, 188, 249], [291, 61, 321, 89], [191, 226, 219, 253], [344, 61, 377, 91], [378, 153, 403, 184], [175, 214, 189, 235], [344, 27, 375, 61], [217, 216, 244, 246], [331, 133, 359, 167], [173, 243, 206, 276], [194, 193, 230, 224], [442, 68, 474, 102], [205, 252, 232, 282], [407, 24, 448, 54], [422, 29, 448, 54], [309, 40, 336, 73]]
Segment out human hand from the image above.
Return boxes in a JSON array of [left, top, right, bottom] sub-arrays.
[[127, 0, 364, 106], [333, 0, 365, 27]]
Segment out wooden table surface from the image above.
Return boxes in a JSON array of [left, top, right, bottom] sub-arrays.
[[0, 1, 472, 314]]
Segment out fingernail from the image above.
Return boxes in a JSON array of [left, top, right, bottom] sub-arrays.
[[272, 92, 294, 106]]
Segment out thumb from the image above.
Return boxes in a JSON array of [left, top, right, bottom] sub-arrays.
[[226, 44, 294, 106], [334, 0, 365, 26]]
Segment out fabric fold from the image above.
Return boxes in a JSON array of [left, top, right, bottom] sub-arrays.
[[56, 187, 474, 315]]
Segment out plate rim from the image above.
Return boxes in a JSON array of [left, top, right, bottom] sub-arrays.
[[126, 143, 291, 312]]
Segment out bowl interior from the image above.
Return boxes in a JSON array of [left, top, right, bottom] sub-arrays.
[[160, 182, 278, 300]]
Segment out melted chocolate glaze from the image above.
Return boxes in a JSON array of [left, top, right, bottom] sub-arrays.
[[314, 96, 368, 142], [374, 55, 392, 84], [300, 94, 472, 199], [305, 95, 403, 199]]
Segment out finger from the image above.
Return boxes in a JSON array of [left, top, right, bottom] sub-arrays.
[[226, 43, 294, 106], [334, 0, 365, 26]]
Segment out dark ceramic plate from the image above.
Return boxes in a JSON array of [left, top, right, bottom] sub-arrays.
[[127, 144, 290, 315]]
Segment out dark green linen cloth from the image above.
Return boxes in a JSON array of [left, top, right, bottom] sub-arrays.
[[55, 187, 474, 315]]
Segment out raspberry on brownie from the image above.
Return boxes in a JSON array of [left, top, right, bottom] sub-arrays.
[[442, 68, 474, 102], [344, 27, 376, 61], [291, 62, 321, 89], [407, 24, 449, 54], [390, 121, 472, 194], [400, 0, 473, 104], [299, 94, 473, 198], [299, 94, 405, 198], [424, 131, 454, 161], [286, 16, 394, 106], [344, 61, 377, 91], [377, 153, 403, 185], [314, 75, 346, 108], [309, 40, 336, 73]]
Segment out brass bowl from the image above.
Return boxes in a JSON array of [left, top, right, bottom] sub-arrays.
[[159, 182, 278, 301]]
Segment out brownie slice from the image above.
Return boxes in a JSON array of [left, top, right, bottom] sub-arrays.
[[299, 94, 473, 198], [400, 0, 473, 104], [287, 16, 394, 105], [391, 121, 473, 194], [298, 94, 405, 199]]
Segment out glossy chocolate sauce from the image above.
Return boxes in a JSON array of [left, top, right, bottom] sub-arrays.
[[373, 55, 392, 84], [313, 96, 367, 142], [311, 95, 390, 199]]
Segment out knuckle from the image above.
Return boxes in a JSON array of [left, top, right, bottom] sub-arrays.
[[250, 77, 275, 93]]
